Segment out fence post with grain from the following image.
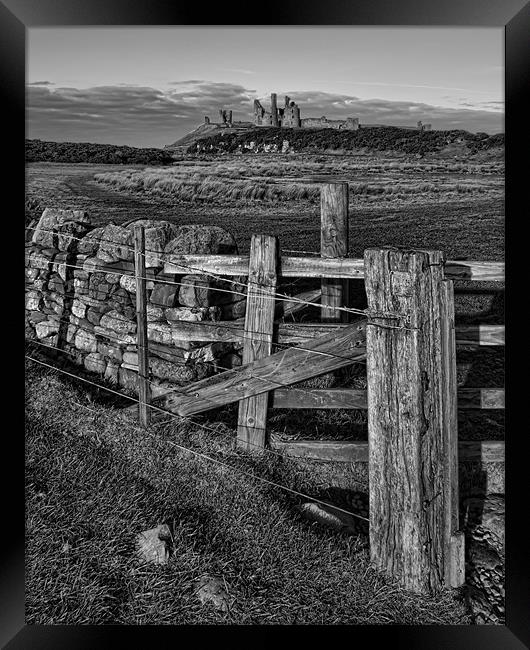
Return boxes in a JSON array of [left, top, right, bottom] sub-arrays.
[[321, 182, 349, 323], [134, 224, 151, 428], [236, 234, 278, 452], [364, 247, 465, 594]]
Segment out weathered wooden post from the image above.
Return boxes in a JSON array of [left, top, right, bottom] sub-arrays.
[[134, 225, 151, 427], [237, 235, 278, 451], [321, 182, 349, 323], [364, 247, 464, 594]]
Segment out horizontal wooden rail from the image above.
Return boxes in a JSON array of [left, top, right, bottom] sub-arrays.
[[269, 438, 505, 463], [26, 248, 504, 282], [143, 319, 503, 347], [270, 388, 504, 410], [164, 255, 504, 281], [277, 323, 504, 347]]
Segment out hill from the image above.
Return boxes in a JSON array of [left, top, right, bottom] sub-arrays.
[[26, 139, 175, 165], [187, 126, 504, 157], [166, 121, 255, 153]]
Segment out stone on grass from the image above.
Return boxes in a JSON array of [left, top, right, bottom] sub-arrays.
[[196, 575, 230, 612], [136, 524, 172, 565], [299, 502, 359, 535]]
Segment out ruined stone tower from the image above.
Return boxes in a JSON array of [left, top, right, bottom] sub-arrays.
[[270, 93, 279, 127]]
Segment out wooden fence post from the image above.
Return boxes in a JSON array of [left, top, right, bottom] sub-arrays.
[[364, 247, 464, 594], [321, 182, 349, 323], [237, 234, 278, 452], [134, 225, 151, 427]]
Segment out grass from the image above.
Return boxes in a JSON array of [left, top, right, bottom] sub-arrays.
[[26, 156, 504, 260], [92, 153, 503, 206], [25, 358, 471, 624]]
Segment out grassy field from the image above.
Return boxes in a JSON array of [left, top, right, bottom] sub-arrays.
[[25, 358, 471, 625], [25, 152, 504, 623], [26, 154, 504, 259]]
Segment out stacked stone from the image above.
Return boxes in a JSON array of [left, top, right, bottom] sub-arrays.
[[25, 210, 247, 395], [25, 208, 92, 350]]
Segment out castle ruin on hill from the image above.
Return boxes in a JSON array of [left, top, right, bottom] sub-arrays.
[[254, 93, 361, 131], [253, 93, 432, 131], [203, 92, 431, 132]]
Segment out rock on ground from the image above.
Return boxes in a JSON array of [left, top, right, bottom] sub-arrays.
[[136, 524, 172, 565], [196, 575, 230, 612], [299, 501, 362, 535]]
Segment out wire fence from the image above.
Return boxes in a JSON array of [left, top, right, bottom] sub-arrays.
[[26, 225, 369, 318], [25, 352, 369, 522]]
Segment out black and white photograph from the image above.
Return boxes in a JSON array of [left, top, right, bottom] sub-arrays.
[[16, 10, 516, 634]]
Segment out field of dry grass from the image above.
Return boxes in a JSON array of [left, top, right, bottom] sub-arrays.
[[92, 152, 504, 208]]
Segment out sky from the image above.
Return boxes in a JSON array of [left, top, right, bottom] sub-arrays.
[[27, 27, 504, 148]]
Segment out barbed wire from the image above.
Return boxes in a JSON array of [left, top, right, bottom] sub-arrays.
[[25, 353, 369, 522]]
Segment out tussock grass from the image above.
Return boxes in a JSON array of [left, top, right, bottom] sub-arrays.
[[25, 360, 470, 625], [93, 153, 503, 205]]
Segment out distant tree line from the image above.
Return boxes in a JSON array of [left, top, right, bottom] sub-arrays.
[[189, 127, 504, 156], [26, 139, 175, 165]]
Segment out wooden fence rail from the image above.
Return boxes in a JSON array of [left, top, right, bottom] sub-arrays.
[[145, 319, 504, 347], [132, 182, 503, 597], [163, 255, 504, 281]]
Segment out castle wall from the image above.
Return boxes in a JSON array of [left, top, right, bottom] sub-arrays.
[[301, 116, 359, 130]]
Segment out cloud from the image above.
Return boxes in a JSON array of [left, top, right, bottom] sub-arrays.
[[26, 82, 504, 148], [28, 80, 54, 86], [218, 68, 255, 75]]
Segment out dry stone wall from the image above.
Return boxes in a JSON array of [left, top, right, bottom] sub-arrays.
[[25, 208, 246, 396]]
